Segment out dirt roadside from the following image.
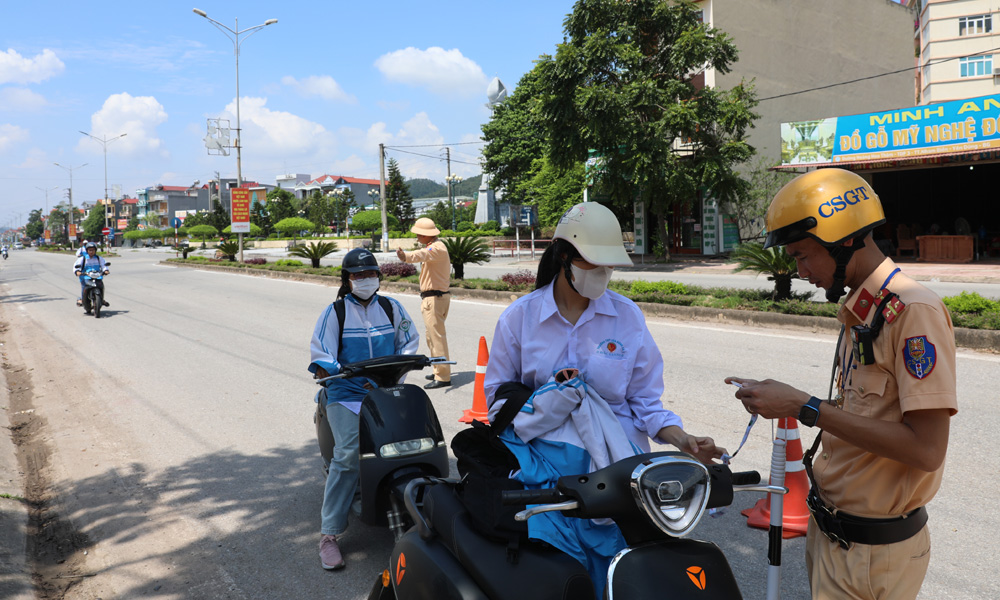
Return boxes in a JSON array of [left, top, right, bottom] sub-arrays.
[[1, 317, 91, 600]]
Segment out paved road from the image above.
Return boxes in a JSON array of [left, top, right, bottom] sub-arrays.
[[1, 249, 997, 599]]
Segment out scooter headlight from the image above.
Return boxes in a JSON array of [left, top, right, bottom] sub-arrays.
[[630, 455, 710, 537], [379, 437, 435, 458]]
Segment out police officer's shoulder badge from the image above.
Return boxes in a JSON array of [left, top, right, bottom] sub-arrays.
[[903, 335, 936, 380]]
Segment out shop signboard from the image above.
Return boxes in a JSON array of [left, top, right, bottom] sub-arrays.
[[721, 214, 740, 252], [68, 224, 77, 240], [781, 92, 1000, 166], [230, 188, 251, 233], [633, 202, 646, 254]]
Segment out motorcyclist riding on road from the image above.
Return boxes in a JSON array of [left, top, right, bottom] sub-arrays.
[[74, 242, 110, 312]]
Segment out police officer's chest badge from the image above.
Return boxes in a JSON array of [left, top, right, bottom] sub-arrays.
[[904, 335, 936, 379]]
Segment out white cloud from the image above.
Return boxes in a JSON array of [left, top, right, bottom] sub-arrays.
[[340, 112, 452, 180], [17, 147, 48, 170], [0, 49, 65, 85], [0, 124, 29, 153], [375, 47, 487, 97], [281, 75, 356, 103], [0, 87, 47, 111], [78, 93, 169, 158], [222, 97, 338, 170]]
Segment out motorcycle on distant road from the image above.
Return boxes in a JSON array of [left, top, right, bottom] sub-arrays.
[[79, 265, 109, 318]]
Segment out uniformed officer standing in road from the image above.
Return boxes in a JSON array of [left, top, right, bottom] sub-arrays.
[[727, 168, 957, 600], [397, 217, 452, 389]]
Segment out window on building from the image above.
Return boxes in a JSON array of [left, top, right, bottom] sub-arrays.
[[959, 54, 993, 77], [959, 14, 992, 36]]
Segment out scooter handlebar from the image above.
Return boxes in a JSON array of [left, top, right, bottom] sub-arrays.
[[731, 471, 761, 486], [501, 488, 567, 506]]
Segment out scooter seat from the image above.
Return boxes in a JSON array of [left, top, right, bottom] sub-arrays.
[[424, 484, 595, 600]]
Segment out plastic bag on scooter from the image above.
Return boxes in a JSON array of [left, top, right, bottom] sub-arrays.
[[450, 382, 532, 561]]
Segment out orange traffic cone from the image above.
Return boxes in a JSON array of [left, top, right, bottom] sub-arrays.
[[742, 417, 811, 538], [459, 336, 490, 424]]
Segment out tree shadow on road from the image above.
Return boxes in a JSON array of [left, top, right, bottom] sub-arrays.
[[46, 442, 398, 599]]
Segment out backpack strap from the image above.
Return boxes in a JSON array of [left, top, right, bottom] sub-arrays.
[[490, 382, 533, 433]]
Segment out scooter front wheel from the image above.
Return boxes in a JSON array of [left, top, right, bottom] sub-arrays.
[[93, 291, 102, 318]]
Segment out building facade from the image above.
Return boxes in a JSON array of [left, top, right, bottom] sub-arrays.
[[917, 0, 999, 104]]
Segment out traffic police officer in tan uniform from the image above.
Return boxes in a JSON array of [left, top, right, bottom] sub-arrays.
[[727, 168, 957, 600], [397, 217, 453, 389]]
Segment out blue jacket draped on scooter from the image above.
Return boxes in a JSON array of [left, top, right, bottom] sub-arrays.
[[494, 372, 641, 594]]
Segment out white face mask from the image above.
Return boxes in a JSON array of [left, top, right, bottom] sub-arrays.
[[570, 264, 613, 299], [350, 277, 380, 300]]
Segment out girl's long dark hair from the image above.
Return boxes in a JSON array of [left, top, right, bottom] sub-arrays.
[[535, 239, 580, 290]]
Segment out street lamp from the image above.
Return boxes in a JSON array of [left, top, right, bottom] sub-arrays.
[[54, 162, 88, 248], [446, 173, 463, 231], [193, 8, 277, 262], [79, 131, 127, 243]]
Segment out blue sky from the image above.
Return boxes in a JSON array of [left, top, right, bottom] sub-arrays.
[[1, 0, 577, 228]]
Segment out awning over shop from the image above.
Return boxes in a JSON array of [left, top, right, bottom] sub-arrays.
[[779, 93, 1000, 171]]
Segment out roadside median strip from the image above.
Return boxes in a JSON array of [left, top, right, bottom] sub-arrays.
[[161, 260, 1000, 353]]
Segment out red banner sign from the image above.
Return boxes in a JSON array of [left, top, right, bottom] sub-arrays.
[[230, 188, 251, 233]]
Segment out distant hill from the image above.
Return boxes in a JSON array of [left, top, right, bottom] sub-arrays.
[[407, 174, 483, 198], [406, 178, 446, 198]]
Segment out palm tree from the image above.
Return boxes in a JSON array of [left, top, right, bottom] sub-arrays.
[[730, 242, 799, 301], [442, 236, 491, 279], [288, 240, 339, 268]]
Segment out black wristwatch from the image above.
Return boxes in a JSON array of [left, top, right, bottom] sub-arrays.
[[798, 396, 823, 427]]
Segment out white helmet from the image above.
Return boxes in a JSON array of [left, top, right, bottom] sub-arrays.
[[554, 202, 632, 267]]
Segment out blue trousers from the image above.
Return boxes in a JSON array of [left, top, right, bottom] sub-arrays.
[[321, 402, 360, 536]]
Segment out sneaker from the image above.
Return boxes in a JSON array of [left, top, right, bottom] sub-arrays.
[[319, 534, 345, 570], [76, 299, 83, 307]]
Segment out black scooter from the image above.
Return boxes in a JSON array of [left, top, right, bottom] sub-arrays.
[[80, 264, 109, 318], [369, 452, 784, 600], [314, 354, 453, 541]]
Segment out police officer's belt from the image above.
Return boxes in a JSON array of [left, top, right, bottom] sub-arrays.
[[420, 290, 449, 298], [807, 489, 927, 549]]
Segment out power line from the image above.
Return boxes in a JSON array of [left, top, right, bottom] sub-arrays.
[[385, 146, 481, 166], [384, 141, 485, 149], [760, 45, 1000, 102]]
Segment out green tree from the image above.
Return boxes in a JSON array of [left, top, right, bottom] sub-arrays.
[[266, 188, 297, 224], [350, 210, 398, 234], [385, 158, 415, 229], [188, 224, 219, 247], [47, 203, 72, 245], [250, 201, 273, 237], [223, 223, 263, 237], [421, 202, 452, 233], [330, 189, 356, 236], [730, 156, 795, 243], [208, 199, 230, 233], [183, 211, 209, 228], [481, 66, 547, 205], [288, 240, 339, 268], [524, 158, 586, 227], [274, 217, 315, 245], [82, 206, 106, 240], [124, 215, 140, 232], [305, 191, 337, 236], [730, 242, 799, 301], [537, 0, 758, 259], [24, 209, 44, 240], [441, 236, 490, 279]]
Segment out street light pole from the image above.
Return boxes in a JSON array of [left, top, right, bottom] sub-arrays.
[[35, 186, 59, 216], [193, 8, 277, 263], [54, 162, 88, 249], [79, 131, 127, 245]]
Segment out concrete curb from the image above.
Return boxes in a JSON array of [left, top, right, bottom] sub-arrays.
[[162, 260, 1000, 352]]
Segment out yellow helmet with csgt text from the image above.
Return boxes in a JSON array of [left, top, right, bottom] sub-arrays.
[[763, 168, 885, 249]]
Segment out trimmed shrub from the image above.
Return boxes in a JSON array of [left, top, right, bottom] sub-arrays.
[[380, 261, 417, 277], [501, 269, 536, 291], [274, 259, 304, 267], [245, 258, 267, 265]]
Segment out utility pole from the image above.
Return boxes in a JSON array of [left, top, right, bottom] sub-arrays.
[[446, 147, 454, 231], [378, 143, 388, 252]]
